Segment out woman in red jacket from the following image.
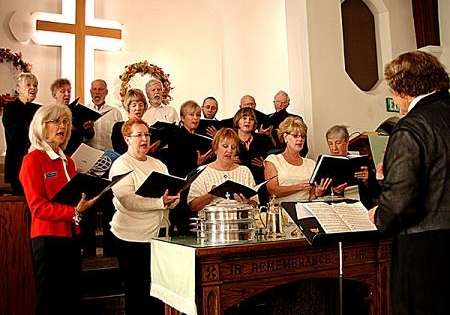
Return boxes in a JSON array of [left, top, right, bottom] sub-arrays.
[[19, 104, 97, 315]]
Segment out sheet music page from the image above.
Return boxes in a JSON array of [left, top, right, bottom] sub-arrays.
[[303, 202, 350, 234], [71, 143, 104, 173], [334, 202, 377, 232], [295, 203, 314, 219]]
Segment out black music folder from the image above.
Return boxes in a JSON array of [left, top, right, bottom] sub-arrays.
[[281, 201, 378, 245], [69, 98, 109, 126], [149, 121, 179, 147], [197, 119, 223, 136], [309, 154, 369, 186], [209, 176, 275, 200], [51, 171, 131, 206], [136, 166, 206, 198]]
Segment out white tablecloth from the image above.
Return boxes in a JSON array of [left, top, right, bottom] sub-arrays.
[[150, 239, 197, 315]]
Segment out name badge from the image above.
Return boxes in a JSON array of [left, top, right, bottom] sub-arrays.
[[45, 171, 57, 179]]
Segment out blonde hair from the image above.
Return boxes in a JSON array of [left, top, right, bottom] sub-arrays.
[[123, 88, 148, 112], [17, 73, 38, 87], [180, 100, 200, 118], [29, 105, 72, 151], [277, 116, 307, 144]]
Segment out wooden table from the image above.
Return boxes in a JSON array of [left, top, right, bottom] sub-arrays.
[[153, 236, 391, 315]]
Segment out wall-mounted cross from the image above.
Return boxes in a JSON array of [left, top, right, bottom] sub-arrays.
[[34, 0, 122, 102]]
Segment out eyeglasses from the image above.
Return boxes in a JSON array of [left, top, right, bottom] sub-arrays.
[[288, 133, 305, 139], [45, 118, 70, 126], [128, 133, 151, 138]]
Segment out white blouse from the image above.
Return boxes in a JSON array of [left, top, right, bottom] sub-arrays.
[[188, 165, 256, 207], [265, 154, 316, 203]]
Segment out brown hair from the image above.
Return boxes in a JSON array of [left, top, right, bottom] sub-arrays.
[[50, 78, 71, 97], [384, 51, 450, 97], [211, 128, 240, 153], [233, 108, 257, 131], [121, 118, 149, 137], [277, 116, 307, 144], [123, 88, 148, 112]]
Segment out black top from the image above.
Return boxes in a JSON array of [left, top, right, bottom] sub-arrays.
[[2, 98, 40, 194], [238, 133, 274, 183], [111, 121, 127, 154], [166, 126, 211, 178]]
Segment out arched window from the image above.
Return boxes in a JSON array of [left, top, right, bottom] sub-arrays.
[[341, 0, 379, 91]]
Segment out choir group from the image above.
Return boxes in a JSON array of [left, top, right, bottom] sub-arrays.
[[2, 74, 380, 315]]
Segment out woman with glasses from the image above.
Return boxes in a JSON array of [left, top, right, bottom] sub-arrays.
[[109, 118, 179, 315], [19, 105, 97, 315], [264, 116, 331, 202]]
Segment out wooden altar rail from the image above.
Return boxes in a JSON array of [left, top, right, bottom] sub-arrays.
[[164, 238, 391, 315], [0, 196, 36, 315]]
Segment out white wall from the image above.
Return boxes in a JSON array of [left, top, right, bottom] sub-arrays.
[[285, 0, 418, 157], [1, 0, 448, 159]]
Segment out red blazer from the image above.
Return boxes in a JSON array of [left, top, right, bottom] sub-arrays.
[[19, 149, 78, 239]]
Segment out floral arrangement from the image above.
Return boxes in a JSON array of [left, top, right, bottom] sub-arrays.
[[119, 60, 173, 104], [0, 48, 32, 110]]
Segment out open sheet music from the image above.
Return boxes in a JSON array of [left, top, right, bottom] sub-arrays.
[[296, 201, 376, 234]]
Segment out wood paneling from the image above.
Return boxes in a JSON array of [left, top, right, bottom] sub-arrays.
[[0, 196, 36, 315]]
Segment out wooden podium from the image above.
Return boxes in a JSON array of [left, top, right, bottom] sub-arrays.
[[0, 195, 36, 315], [153, 236, 391, 315]]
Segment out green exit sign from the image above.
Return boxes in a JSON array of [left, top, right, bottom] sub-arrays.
[[386, 97, 399, 112]]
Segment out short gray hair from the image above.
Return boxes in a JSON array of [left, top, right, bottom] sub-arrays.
[[29, 105, 72, 151], [325, 125, 349, 141], [274, 90, 290, 104], [145, 79, 163, 92]]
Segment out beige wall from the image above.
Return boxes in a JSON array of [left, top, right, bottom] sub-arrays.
[[285, 0, 418, 157], [1, 0, 448, 159]]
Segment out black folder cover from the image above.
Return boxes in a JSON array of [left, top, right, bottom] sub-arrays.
[[136, 172, 186, 198], [309, 154, 369, 186], [136, 166, 206, 198], [51, 171, 131, 206], [69, 98, 106, 126], [208, 175, 276, 200]]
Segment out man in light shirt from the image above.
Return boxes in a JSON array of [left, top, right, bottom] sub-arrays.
[[142, 79, 179, 126], [87, 79, 122, 151]]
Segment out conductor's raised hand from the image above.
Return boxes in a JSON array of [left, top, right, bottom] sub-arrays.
[[162, 189, 180, 207], [75, 193, 99, 214]]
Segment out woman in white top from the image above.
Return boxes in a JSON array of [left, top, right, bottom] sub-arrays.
[[264, 116, 331, 203], [188, 128, 257, 211], [109, 118, 179, 315]]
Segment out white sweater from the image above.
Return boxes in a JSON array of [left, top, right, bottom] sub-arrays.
[[109, 153, 169, 242], [188, 165, 256, 205]]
